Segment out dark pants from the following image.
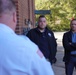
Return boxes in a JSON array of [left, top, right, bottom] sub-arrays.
[[65, 56, 76, 75]]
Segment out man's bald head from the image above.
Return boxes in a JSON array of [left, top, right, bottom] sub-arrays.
[[0, 0, 16, 15]]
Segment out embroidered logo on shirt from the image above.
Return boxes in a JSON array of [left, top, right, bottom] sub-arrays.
[[48, 33, 51, 37], [37, 50, 43, 58]]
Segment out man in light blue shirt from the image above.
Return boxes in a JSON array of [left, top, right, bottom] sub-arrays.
[[0, 0, 54, 75]]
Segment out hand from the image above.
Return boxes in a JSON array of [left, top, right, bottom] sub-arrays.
[[51, 58, 57, 64], [69, 42, 72, 45]]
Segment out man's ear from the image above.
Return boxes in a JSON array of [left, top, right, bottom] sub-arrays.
[[13, 12, 17, 23]]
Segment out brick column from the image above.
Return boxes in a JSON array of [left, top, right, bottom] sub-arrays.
[[13, 0, 35, 34]]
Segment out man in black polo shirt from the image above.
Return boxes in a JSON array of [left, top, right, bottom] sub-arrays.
[[26, 15, 57, 64]]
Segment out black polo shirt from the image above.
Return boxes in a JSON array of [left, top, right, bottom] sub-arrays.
[[37, 29, 50, 58], [27, 27, 57, 62]]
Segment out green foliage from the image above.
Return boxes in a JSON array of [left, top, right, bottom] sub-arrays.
[[35, 0, 76, 31]]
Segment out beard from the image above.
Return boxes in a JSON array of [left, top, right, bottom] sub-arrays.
[[38, 25, 46, 30]]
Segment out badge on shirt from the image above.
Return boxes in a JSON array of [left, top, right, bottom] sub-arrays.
[[37, 49, 43, 58], [48, 33, 51, 37]]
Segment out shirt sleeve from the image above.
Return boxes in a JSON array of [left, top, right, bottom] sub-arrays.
[[19, 36, 54, 75], [29, 49, 54, 75]]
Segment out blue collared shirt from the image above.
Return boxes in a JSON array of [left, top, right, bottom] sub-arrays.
[[71, 33, 76, 54]]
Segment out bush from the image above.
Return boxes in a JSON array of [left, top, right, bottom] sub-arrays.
[[47, 24, 70, 32]]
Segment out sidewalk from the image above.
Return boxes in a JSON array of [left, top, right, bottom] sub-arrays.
[[52, 32, 76, 75]]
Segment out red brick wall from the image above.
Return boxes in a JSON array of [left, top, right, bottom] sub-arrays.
[[13, 0, 35, 34]]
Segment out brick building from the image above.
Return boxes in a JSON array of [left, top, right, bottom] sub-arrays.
[[14, 0, 35, 34]]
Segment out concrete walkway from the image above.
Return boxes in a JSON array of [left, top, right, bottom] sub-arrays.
[[52, 32, 76, 75]]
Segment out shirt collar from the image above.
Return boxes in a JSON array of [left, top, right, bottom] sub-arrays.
[[35, 27, 47, 33], [0, 23, 15, 34]]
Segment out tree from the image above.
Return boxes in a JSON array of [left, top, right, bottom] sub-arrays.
[[35, 0, 76, 31]]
